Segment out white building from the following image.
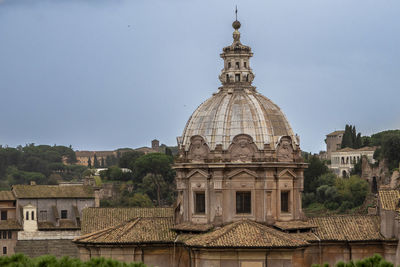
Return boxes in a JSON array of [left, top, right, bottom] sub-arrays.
[[330, 147, 377, 177]]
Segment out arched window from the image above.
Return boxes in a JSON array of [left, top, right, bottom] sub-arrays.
[[25, 211, 29, 220], [226, 74, 230, 82], [228, 62, 231, 69], [235, 62, 240, 69], [31, 211, 34, 220]]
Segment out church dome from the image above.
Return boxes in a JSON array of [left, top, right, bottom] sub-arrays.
[[179, 20, 298, 151]]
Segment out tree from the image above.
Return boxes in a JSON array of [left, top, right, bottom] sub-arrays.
[[119, 151, 144, 171], [134, 153, 175, 206], [93, 154, 100, 168], [101, 157, 105, 168], [129, 193, 153, 207], [304, 155, 330, 193], [88, 156, 92, 168]]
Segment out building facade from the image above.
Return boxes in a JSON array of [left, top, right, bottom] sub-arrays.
[[325, 130, 344, 160], [0, 184, 97, 257], [330, 147, 376, 177]]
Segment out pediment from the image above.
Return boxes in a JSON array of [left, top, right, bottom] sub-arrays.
[[278, 169, 297, 178], [227, 169, 258, 179], [187, 169, 209, 179]]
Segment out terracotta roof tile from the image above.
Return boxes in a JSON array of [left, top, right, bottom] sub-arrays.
[[12, 185, 94, 199], [378, 189, 400, 211], [0, 191, 15, 201], [171, 223, 213, 232], [75, 217, 176, 244], [38, 220, 79, 230], [184, 220, 308, 248], [0, 219, 21, 230], [309, 215, 383, 241], [274, 221, 317, 231], [81, 207, 174, 234]]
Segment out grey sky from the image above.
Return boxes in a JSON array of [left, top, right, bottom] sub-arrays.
[[0, 0, 399, 153]]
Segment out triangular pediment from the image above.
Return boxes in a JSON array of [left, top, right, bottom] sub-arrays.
[[278, 169, 297, 178], [227, 169, 258, 179], [187, 169, 209, 179]]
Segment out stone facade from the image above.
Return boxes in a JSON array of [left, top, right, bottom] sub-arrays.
[[325, 130, 344, 159], [330, 147, 376, 178]]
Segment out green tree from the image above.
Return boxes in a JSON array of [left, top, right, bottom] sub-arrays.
[[381, 134, 400, 171], [129, 193, 153, 207], [119, 151, 144, 171], [134, 153, 175, 206], [93, 154, 100, 168], [88, 156, 92, 168], [304, 155, 330, 193]]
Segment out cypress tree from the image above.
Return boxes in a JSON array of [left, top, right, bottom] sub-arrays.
[[88, 156, 92, 168], [93, 154, 100, 168]]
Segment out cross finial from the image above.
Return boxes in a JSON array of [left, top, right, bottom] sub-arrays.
[[235, 5, 238, 21]]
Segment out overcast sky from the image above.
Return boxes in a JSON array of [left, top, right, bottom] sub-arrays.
[[0, 0, 399, 153]]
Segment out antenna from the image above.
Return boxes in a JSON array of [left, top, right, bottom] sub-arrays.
[[235, 5, 238, 21]]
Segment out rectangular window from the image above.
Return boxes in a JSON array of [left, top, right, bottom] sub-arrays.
[[2, 247, 6, 255], [26, 211, 29, 220], [2, 231, 6, 239], [236, 191, 251, 214], [244, 62, 247, 68], [235, 74, 240, 82], [1, 211, 7, 220], [61, 210, 68, 219], [195, 192, 205, 214], [281, 191, 289, 213], [7, 231, 11, 239], [235, 62, 240, 69], [0, 231, 2, 239]]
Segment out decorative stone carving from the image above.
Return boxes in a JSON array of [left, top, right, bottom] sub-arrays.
[[277, 136, 294, 162], [188, 136, 209, 162], [229, 134, 256, 162]]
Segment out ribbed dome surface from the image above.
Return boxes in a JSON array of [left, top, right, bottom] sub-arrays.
[[181, 89, 297, 151]]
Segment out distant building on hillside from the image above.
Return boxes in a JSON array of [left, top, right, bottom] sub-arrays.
[[75, 140, 163, 167], [325, 130, 345, 159], [330, 146, 377, 177]]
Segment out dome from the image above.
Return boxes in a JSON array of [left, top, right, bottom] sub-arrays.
[[178, 20, 298, 152], [180, 88, 297, 151]]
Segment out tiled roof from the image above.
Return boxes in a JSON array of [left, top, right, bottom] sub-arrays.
[[0, 191, 15, 201], [171, 223, 213, 232], [335, 146, 377, 153], [38, 220, 79, 230], [0, 219, 22, 230], [12, 185, 94, 199], [274, 221, 317, 231], [75, 217, 176, 244], [309, 215, 383, 241], [379, 189, 400, 211], [81, 207, 174, 234], [184, 220, 308, 248], [327, 130, 345, 136]]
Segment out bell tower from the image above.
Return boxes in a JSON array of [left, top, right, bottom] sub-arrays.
[[219, 19, 255, 89]]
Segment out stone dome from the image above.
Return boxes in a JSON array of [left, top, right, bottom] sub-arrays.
[[180, 88, 297, 151], [178, 20, 298, 152]]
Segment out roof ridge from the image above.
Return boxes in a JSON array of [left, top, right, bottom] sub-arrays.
[[114, 218, 141, 240]]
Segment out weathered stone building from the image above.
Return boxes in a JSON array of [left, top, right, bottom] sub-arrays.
[[330, 146, 377, 178], [0, 184, 97, 257], [74, 19, 400, 267], [325, 130, 344, 160]]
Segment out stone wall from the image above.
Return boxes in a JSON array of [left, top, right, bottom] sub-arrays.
[[15, 239, 79, 258]]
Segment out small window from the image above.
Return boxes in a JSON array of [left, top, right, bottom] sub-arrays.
[[7, 231, 11, 239], [61, 210, 68, 219], [244, 62, 247, 68], [2, 231, 6, 239], [235, 62, 240, 69], [235, 74, 240, 82], [31, 211, 34, 220], [236, 192, 251, 214], [245, 74, 249, 82], [226, 74, 230, 82], [25, 211, 29, 221], [2, 247, 6, 255], [1, 211, 7, 220], [195, 192, 205, 214], [228, 62, 231, 69], [281, 191, 289, 213], [0, 231, 2, 239]]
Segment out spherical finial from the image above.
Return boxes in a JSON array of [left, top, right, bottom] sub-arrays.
[[232, 20, 241, 30]]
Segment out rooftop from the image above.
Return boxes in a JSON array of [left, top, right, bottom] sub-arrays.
[[327, 130, 345, 136], [12, 185, 94, 199], [81, 207, 174, 234], [0, 191, 15, 201], [378, 189, 400, 211]]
